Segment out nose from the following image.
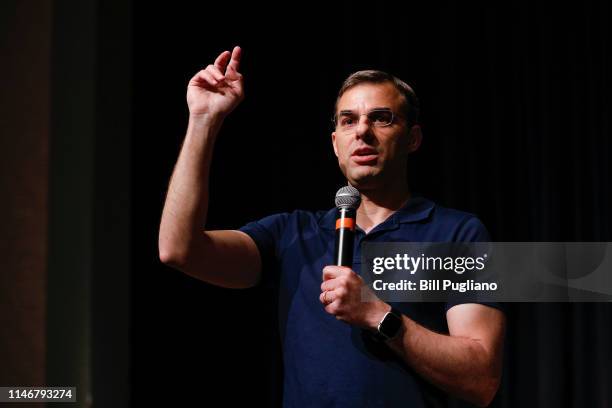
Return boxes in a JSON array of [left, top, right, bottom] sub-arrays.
[[354, 115, 374, 140]]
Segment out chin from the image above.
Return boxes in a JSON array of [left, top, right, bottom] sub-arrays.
[[338, 161, 381, 187], [346, 171, 380, 190]]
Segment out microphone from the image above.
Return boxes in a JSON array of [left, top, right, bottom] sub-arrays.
[[334, 185, 361, 267]]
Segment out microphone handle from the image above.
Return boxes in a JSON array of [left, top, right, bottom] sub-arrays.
[[334, 207, 356, 267]]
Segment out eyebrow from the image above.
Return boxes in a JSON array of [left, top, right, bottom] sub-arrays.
[[338, 107, 392, 115]]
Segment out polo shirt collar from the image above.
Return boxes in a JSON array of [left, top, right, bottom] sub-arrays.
[[319, 194, 435, 231]]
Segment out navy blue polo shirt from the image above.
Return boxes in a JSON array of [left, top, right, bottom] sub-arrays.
[[239, 196, 501, 408]]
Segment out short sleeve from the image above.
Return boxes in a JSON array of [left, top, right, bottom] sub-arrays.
[[455, 216, 491, 242], [238, 213, 290, 288], [238, 213, 289, 259], [445, 216, 505, 314]]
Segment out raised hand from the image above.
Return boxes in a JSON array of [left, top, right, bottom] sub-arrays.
[[187, 46, 244, 119]]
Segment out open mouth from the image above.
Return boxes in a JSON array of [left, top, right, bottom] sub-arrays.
[[352, 147, 378, 164]]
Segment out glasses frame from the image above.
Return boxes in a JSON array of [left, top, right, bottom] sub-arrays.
[[332, 108, 402, 131]]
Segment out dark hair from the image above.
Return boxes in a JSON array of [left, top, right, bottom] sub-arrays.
[[334, 70, 420, 126]]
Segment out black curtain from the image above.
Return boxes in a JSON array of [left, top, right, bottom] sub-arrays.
[[133, 1, 611, 406]]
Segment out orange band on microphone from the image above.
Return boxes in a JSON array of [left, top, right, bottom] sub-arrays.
[[336, 218, 355, 230]]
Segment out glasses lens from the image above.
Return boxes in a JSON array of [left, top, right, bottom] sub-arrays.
[[368, 110, 393, 127], [334, 110, 394, 130], [336, 113, 356, 129]]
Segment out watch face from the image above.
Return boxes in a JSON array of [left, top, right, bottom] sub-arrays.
[[379, 312, 402, 339]]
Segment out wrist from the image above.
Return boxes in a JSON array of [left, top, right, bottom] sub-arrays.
[[188, 112, 226, 129], [371, 304, 404, 342], [187, 113, 225, 138], [367, 301, 392, 332]]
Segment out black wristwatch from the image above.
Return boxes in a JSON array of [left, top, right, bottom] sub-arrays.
[[375, 307, 403, 341]]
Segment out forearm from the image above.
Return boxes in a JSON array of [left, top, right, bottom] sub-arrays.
[[321, 268, 503, 406], [384, 315, 500, 407], [158, 114, 224, 263]]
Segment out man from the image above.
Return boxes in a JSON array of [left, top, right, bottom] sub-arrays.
[[159, 46, 505, 407]]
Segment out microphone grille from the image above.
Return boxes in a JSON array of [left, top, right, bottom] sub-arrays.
[[335, 185, 361, 209]]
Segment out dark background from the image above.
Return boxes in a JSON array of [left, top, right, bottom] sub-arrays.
[[1, 0, 610, 407], [132, 2, 612, 407], [136, 1, 611, 407]]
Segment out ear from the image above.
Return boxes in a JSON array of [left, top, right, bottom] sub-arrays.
[[407, 124, 422, 153], [331, 131, 339, 157]]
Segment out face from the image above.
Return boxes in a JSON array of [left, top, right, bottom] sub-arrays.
[[332, 82, 421, 190]]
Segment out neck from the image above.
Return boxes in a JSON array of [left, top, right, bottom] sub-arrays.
[[353, 177, 411, 234]]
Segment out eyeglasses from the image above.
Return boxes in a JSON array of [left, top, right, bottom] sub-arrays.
[[332, 108, 399, 132]]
